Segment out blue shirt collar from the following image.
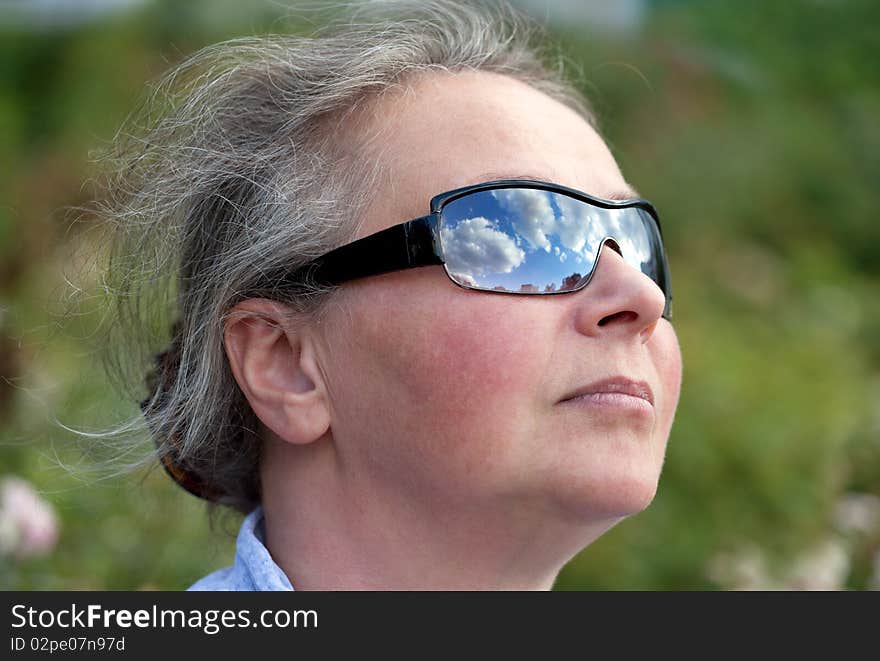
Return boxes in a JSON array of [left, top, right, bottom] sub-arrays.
[[187, 506, 294, 591]]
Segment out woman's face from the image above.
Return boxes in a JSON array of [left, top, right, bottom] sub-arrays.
[[314, 71, 682, 524]]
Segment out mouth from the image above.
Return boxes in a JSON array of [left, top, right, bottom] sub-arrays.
[[559, 376, 654, 407]]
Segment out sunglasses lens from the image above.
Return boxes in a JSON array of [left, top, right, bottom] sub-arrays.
[[438, 187, 669, 300]]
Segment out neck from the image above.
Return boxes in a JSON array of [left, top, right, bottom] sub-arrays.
[[260, 435, 621, 590]]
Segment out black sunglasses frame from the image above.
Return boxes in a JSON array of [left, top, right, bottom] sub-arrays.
[[287, 179, 673, 320]]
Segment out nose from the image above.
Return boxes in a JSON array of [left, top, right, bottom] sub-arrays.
[[572, 240, 667, 343]]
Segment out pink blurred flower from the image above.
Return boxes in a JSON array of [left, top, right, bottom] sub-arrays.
[[0, 476, 60, 559]]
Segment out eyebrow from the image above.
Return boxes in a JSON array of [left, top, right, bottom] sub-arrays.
[[474, 172, 641, 202]]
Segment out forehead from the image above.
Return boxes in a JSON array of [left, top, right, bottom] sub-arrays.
[[355, 70, 628, 235]]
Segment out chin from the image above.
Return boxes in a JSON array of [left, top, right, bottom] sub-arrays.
[[547, 410, 670, 519], [602, 473, 661, 516], [550, 464, 663, 522]]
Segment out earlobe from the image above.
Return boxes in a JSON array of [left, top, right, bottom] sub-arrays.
[[223, 299, 331, 446]]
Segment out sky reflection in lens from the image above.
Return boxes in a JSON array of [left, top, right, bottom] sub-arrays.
[[439, 188, 661, 293]]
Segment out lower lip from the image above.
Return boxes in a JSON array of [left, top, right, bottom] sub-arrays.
[[561, 392, 654, 414]]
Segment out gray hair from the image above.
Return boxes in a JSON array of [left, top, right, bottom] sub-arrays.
[[93, 0, 596, 513]]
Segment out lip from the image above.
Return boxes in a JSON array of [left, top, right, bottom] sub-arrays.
[[559, 377, 654, 407]]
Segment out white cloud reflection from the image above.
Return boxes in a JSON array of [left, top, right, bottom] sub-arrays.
[[441, 216, 525, 276], [492, 188, 555, 252]]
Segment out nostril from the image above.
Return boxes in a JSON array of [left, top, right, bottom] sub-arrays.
[[598, 310, 637, 326]]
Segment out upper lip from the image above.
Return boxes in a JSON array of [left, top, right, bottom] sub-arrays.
[[560, 377, 654, 406]]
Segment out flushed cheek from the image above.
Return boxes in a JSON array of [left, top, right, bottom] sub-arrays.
[[396, 304, 541, 421], [344, 288, 548, 478]]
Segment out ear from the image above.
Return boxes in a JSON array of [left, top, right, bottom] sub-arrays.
[[223, 298, 330, 446]]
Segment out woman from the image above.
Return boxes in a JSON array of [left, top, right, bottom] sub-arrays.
[[100, 0, 681, 590]]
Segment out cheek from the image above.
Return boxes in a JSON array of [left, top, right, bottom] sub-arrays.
[[650, 321, 683, 442], [413, 308, 531, 407], [374, 289, 543, 419], [661, 324, 683, 404], [325, 281, 549, 474]]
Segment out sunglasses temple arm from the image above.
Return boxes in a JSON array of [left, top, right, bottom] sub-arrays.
[[404, 213, 444, 268], [289, 214, 443, 287]]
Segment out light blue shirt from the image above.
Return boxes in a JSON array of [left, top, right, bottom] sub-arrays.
[[188, 507, 294, 591]]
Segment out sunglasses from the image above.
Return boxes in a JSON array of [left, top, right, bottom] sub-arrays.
[[289, 179, 672, 320]]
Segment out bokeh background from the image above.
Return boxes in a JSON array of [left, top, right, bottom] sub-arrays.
[[1, 0, 878, 590]]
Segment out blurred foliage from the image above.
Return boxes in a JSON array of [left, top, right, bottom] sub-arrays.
[[1, 0, 878, 589]]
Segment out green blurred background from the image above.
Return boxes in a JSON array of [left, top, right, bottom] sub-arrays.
[[1, 0, 878, 590]]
